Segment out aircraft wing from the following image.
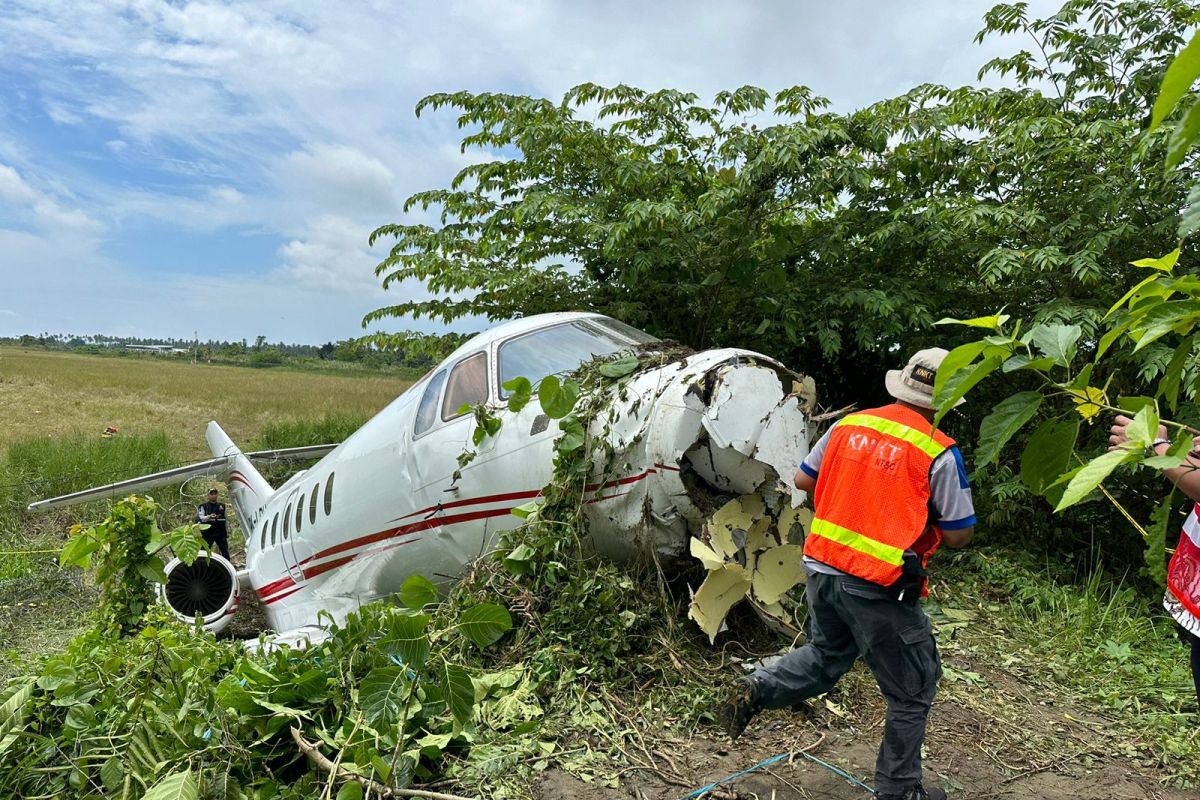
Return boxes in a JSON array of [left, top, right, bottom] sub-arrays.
[[26, 443, 339, 513]]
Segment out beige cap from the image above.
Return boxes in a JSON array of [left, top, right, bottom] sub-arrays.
[[884, 347, 963, 410]]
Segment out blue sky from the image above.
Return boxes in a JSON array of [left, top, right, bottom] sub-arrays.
[[0, 0, 1054, 344]]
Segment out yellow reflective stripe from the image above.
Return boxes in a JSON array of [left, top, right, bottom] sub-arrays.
[[810, 517, 906, 566], [839, 413, 947, 459]]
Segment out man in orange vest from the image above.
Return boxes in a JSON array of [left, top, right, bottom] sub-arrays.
[[718, 348, 976, 800]]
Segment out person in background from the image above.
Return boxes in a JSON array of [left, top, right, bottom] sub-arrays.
[[1109, 414, 1200, 709], [718, 348, 976, 800], [196, 488, 231, 561]]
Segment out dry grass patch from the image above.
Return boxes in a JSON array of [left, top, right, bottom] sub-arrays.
[[0, 347, 414, 457]]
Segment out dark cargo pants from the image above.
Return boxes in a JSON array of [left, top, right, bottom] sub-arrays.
[[749, 571, 942, 796]]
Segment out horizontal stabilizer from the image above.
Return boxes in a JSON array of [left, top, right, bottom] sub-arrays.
[[245, 444, 339, 463], [27, 456, 231, 513], [26, 443, 340, 514]]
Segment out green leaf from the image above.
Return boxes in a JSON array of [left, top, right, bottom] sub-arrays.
[[934, 354, 1003, 424], [932, 341, 990, 400], [100, 756, 124, 792], [1028, 323, 1081, 367], [1159, 339, 1191, 412], [1106, 274, 1163, 318], [360, 667, 409, 728], [337, 782, 364, 800], [459, 603, 513, 648], [1020, 419, 1079, 496], [442, 664, 475, 728], [142, 768, 199, 800], [976, 392, 1043, 468], [0, 677, 34, 757], [934, 313, 1011, 329], [398, 575, 439, 609], [59, 531, 100, 570], [1143, 429, 1195, 469], [1152, 30, 1200, 130], [701, 271, 724, 286], [1182, 182, 1200, 239], [1054, 449, 1141, 512], [36, 660, 77, 692], [598, 355, 640, 378], [504, 376, 533, 412], [555, 417, 586, 453], [538, 375, 580, 419], [135, 558, 169, 584], [385, 611, 431, 671], [1168, 103, 1200, 170], [1001, 354, 1056, 373], [1130, 249, 1182, 273], [1124, 404, 1160, 448]]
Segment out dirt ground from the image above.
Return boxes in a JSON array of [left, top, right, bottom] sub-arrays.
[[534, 657, 1197, 800]]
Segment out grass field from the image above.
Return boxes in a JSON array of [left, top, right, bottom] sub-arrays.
[[0, 347, 414, 458], [0, 348, 415, 677]]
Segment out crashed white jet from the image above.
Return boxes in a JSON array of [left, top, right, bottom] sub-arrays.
[[30, 313, 815, 646]]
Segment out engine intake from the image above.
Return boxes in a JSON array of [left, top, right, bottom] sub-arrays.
[[159, 551, 239, 634]]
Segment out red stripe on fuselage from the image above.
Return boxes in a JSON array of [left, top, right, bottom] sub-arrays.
[[255, 575, 295, 599], [394, 489, 542, 522], [261, 463, 679, 595], [263, 585, 303, 605]]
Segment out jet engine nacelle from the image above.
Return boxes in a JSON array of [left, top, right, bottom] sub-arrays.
[[158, 551, 240, 635]]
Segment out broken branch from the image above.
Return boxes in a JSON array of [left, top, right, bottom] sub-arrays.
[[290, 726, 477, 800]]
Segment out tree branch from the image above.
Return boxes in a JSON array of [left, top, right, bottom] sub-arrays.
[[290, 727, 477, 800]]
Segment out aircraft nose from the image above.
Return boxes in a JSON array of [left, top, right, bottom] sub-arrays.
[[678, 358, 815, 509]]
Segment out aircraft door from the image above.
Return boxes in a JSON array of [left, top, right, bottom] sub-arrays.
[[406, 353, 493, 567], [280, 490, 306, 584]]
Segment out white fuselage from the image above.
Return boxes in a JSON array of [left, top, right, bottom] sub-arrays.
[[233, 313, 812, 636]]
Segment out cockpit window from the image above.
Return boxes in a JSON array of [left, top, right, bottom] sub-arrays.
[[498, 318, 657, 394], [414, 369, 447, 436], [442, 352, 489, 421]]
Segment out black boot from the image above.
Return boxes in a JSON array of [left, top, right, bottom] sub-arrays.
[[716, 677, 760, 741], [877, 785, 946, 800]]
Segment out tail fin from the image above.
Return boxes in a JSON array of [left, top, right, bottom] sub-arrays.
[[206, 421, 273, 528]]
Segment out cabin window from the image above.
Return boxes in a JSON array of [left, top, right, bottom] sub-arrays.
[[309, 485, 319, 525], [324, 472, 335, 515], [271, 513, 279, 546], [295, 492, 305, 533], [283, 504, 291, 539], [259, 517, 267, 551], [414, 369, 447, 435], [442, 352, 489, 421], [498, 319, 655, 395]]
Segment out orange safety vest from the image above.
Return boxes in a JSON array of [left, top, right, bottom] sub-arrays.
[[803, 403, 955, 586]]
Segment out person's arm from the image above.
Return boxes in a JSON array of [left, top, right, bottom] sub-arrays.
[[931, 446, 976, 549], [1110, 414, 1200, 502], [196, 505, 206, 523], [794, 428, 834, 494]]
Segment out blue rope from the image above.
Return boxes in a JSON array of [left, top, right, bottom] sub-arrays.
[[676, 748, 875, 799]]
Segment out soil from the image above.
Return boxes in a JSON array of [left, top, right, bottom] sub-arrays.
[[534, 658, 1198, 800]]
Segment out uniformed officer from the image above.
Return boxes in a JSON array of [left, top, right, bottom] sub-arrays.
[[196, 488, 231, 561], [718, 348, 976, 800]]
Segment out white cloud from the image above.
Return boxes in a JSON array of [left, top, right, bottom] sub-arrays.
[[279, 145, 398, 217], [274, 214, 386, 293], [0, 163, 104, 237]]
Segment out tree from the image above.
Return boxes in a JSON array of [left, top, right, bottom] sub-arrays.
[[369, 0, 1199, 405]]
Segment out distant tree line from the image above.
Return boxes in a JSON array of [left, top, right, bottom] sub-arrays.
[[1, 331, 463, 372]]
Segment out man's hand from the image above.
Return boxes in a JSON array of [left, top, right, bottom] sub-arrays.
[[942, 526, 973, 549], [1109, 414, 1168, 451]]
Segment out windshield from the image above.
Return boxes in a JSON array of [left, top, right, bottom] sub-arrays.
[[498, 318, 657, 393]]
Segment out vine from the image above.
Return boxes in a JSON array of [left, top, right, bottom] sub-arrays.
[[59, 495, 207, 637]]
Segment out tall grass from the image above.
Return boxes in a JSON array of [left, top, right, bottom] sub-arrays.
[[253, 411, 370, 450], [941, 547, 1200, 781]]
